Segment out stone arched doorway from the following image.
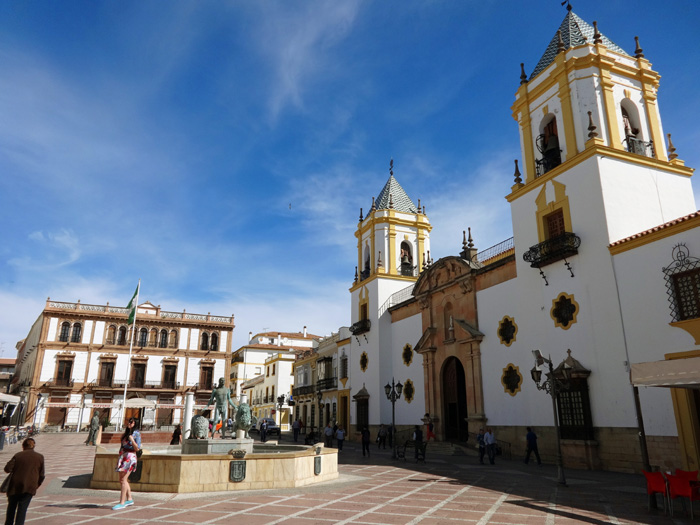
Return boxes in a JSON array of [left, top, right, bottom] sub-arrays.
[[442, 356, 468, 441]]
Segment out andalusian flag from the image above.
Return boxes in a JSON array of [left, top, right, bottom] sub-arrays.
[[127, 282, 140, 325]]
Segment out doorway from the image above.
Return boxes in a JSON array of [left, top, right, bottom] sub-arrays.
[[442, 356, 468, 441]]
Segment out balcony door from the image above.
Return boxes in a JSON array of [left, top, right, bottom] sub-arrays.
[[131, 363, 146, 388], [99, 362, 115, 387]]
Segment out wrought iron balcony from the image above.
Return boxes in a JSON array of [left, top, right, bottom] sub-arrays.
[[317, 377, 338, 391], [350, 319, 371, 335], [293, 385, 315, 397], [523, 232, 581, 269], [624, 136, 654, 158], [46, 378, 74, 388]]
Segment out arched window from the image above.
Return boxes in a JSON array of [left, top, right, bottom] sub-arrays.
[[138, 328, 148, 347], [149, 328, 157, 347], [201, 332, 209, 351], [71, 323, 82, 343], [117, 326, 127, 345], [159, 329, 168, 348], [106, 325, 116, 345], [621, 100, 652, 157], [210, 333, 219, 351], [59, 322, 70, 342], [536, 115, 561, 176], [168, 329, 178, 349]]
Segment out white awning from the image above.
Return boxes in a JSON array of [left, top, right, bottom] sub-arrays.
[[0, 394, 21, 404], [630, 357, 700, 388], [123, 398, 157, 408]]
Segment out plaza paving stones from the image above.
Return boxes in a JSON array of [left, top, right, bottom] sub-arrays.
[[0, 432, 691, 524]]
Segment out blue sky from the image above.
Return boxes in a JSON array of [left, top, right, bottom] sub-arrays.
[[2, 1, 699, 355]]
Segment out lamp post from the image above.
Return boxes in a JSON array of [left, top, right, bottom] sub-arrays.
[[276, 395, 285, 440], [316, 389, 323, 441], [384, 378, 403, 459], [531, 349, 570, 486], [32, 394, 43, 431]]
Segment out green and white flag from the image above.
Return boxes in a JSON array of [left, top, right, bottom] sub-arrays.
[[127, 282, 140, 325]]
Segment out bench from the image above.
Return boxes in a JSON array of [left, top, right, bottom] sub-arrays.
[[396, 440, 427, 462]]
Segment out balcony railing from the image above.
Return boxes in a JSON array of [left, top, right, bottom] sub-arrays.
[[293, 385, 315, 397], [193, 382, 214, 391], [624, 136, 654, 158], [317, 377, 338, 391], [523, 232, 581, 269], [535, 134, 562, 177], [46, 378, 74, 388], [400, 262, 417, 277], [350, 319, 371, 335]]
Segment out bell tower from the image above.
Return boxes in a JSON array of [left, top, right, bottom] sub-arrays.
[[350, 160, 432, 326], [509, 6, 695, 244]]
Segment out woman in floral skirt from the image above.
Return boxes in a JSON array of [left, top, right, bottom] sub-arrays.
[[113, 418, 141, 511]]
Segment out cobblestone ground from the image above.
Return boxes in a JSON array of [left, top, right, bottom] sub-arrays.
[[0, 432, 688, 524]]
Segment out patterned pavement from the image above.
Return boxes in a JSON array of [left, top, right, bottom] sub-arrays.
[[0, 432, 688, 524]]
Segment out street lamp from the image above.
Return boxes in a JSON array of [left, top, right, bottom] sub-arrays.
[[316, 390, 323, 441], [276, 395, 286, 440], [32, 394, 43, 431], [385, 378, 403, 459], [531, 349, 570, 486]]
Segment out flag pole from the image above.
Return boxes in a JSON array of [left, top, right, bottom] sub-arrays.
[[119, 280, 140, 431]]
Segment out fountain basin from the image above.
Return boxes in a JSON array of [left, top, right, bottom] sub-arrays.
[[90, 444, 338, 493]]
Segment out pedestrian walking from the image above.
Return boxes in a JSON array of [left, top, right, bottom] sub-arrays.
[[85, 412, 100, 446], [335, 426, 345, 451], [484, 427, 496, 465], [112, 418, 141, 510], [361, 426, 371, 457], [3, 437, 45, 525], [412, 425, 424, 460], [377, 424, 387, 449], [324, 423, 334, 448], [292, 418, 301, 442], [260, 419, 268, 443], [524, 426, 542, 465], [424, 413, 437, 441], [476, 427, 486, 464]]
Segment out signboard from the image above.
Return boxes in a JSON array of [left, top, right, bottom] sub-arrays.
[[156, 404, 184, 409], [85, 403, 114, 408], [44, 403, 79, 408]]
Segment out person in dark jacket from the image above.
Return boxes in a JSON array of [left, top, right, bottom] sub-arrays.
[[524, 426, 542, 465], [361, 427, 371, 457], [4, 437, 45, 525]]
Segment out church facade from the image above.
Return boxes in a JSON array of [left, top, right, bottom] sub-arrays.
[[343, 8, 699, 473]]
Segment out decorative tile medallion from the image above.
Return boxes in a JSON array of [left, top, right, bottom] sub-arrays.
[[551, 292, 579, 330], [402, 343, 413, 366], [229, 460, 246, 482], [314, 456, 322, 475], [501, 363, 523, 396], [497, 316, 518, 346], [360, 351, 368, 372], [403, 379, 414, 403]]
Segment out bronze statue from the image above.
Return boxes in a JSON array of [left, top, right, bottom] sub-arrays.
[[207, 377, 237, 438]]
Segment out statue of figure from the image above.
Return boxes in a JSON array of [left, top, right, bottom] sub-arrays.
[[207, 377, 237, 438], [231, 400, 257, 439], [191, 415, 209, 439], [85, 412, 100, 446]]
